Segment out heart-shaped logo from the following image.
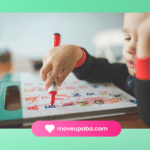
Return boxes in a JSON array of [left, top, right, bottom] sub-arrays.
[[45, 124, 55, 133]]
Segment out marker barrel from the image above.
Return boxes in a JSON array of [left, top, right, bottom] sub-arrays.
[[49, 91, 57, 105], [48, 33, 61, 105]]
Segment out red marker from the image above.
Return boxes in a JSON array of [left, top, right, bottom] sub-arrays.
[[48, 33, 61, 105]]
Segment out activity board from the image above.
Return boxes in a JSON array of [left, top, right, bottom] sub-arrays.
[[0, 72, 137, 127]]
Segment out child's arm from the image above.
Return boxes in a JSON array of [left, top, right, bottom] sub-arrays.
[[40, 44, 129, 92], [135, 18, 150, 127], [73, 48, 129, 91]]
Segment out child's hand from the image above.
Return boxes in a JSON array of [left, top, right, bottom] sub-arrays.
[[40, 44, 83, 89], [137, 17, 150, 58]]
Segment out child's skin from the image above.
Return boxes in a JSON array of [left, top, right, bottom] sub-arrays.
[[136, 15, 150, 58], [40, 13, 150, 89], [123, 13, 150, 76]]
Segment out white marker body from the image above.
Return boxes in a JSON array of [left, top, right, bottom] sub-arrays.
[[48, 82, 57, 93]]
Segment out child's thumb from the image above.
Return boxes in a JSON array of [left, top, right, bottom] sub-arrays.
[[57, 68, 73, 86]]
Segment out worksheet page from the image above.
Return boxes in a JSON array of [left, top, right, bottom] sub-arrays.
[[20, 73, 137, 119]]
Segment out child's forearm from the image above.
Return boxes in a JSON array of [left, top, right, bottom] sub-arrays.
[[135, 78, 150, 127], [72, 48, 114, 83]]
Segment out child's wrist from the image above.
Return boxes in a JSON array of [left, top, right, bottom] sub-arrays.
[[74, 47, 86, 68]]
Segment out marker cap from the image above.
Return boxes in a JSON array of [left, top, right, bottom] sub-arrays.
[[53, 33, 61, 47]]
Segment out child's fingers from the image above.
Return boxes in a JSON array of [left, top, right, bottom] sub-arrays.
[[43, 57, 49, 65], [43, 53, 48, 63], [40, 62, 52, 81], [47, 71, 52, 78], [44, 65, 61, 89], [57, 68, 73, 86]]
